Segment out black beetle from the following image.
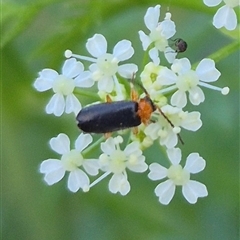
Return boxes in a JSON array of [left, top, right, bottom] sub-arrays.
[[76, 95, 155, 133], [76, 83, 183, 144]]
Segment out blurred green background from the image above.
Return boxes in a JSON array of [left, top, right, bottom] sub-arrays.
[[2, 0, 239, 239]]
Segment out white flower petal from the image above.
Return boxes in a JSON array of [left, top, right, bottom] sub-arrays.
[[119, 181, 131, 195], [182, 180, 208, 204], [167, 148, 181, 165], [101, 137, 116, 155], [50, 133, 70, 154], [144, 122, 160, 140], [40, 160, 65, 185], [184, 153, 206, 173], [109, 173, 130, 195], [65, 94, 81, 115], [148, 163, 168, 180], [40, 159, 63, 174], [113, 40, 134, 61], [74, 71, 94, 88], [68, 169, 90, 192], [159, 18, 176, 39], [89, 63, 98, 72], [138, 31, 151, 50], [213, 5, 237, 30], [181, 111, 202, 131], [62, 58, 84, 78], [86, 34, 107, 57], [97, 77, 114, 93], [118, 64, 138, 79], [154, 180, 175, 205], [161, 104, 181, 115], [34, 78, 53, 92], [160, 130, 178, 149], [164, 47, 177, 64], [171, 90, 187, 108], [127, 158, 148, 173], [82, 159, 100, 176], [144, 5, 160, 31], [158, 67, 177, 85], [46, 93, 65, 116], [75, 133, 93, 152], [43, 169, 65, 185], [149, 48, 160, 65], [196, 58, 221, 82], [34, 69, 58, 92], [189, 86, 205, 105], [172, 58, 191, 74], [124, 142, 140, 156], [203, 0, 222, 7]]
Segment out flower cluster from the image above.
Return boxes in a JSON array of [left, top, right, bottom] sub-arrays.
[[34, 4, 231, 205]]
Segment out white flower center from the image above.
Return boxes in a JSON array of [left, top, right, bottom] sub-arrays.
[[225, 0, 239, 8], [109, 150, 126, 174], [158, 128, 168, 137], [176, 70, 199, 91], [167, 164, 190, 185], [61, 149, 83, 171], [141, 62, 162, 89], [150, 29, 168, 51], [96, 53, 119, 76], [52, 75, 75, 95], [178, 111, 188, 120]]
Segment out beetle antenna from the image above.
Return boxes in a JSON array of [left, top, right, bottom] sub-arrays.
[[155, 105, 184, 145], [134, 81, 149, 96], [129, 73, 149, 96]]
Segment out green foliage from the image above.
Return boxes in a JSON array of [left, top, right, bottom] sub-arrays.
[[2, 0, 239, 240]]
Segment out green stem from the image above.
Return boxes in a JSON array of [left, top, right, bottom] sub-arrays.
[[141, 44, 155, 73], [74, 88, 100, 101], [82, 135, 105, 156], [141, 49, 150, 71]]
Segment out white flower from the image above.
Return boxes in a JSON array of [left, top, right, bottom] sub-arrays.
[[140, 62, 163, 90], [140, 62, 168, 104], [144, 105, 202, 148], [138, 5, 177, 64], [39, 133, 99, 193], [98, 82, 127, 101], [157, 58, 229, 108], [88, 136, 148, 195], [148, 148, 208, 204], [130, 123, 154, 150], [34, 58, 93, 116], [65, 34, 138, 94], [203, 0, 239, 30]]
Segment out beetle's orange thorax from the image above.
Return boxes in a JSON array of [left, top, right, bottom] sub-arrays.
[[137, 96, 155, 125]]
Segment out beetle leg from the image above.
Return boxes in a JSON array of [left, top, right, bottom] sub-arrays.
[[132, 127, 138, 135], [131, 88, 138, 101], [104, 132, 112, 138], [106, 95, 112, 103]]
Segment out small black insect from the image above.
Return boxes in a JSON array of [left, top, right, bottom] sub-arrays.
[[174, 38, 188, 53]]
